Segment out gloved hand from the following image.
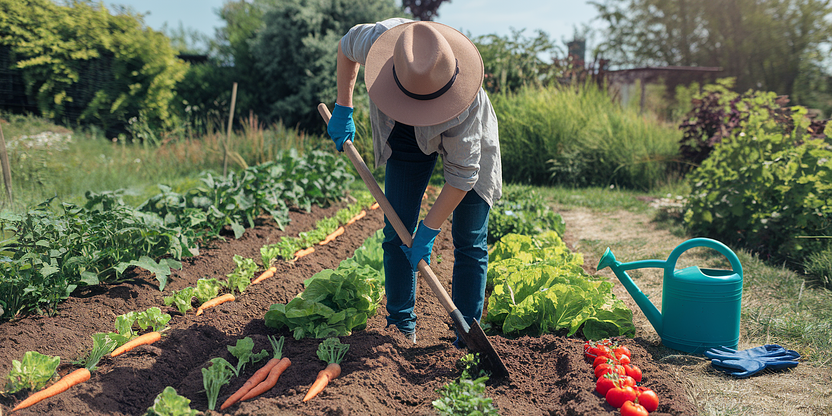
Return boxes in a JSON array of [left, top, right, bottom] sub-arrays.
[[400, 220, 440, 272], [327, 103, 355, 152], [705, 344, 800, 378]]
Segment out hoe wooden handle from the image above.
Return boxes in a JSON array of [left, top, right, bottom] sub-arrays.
[[317, 103, 458, 315]]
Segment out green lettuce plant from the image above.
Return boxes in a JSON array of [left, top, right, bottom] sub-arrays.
[[4, 351, 60, 394]]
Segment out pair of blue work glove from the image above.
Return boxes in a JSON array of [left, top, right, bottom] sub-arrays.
[[327, 103, 355, 152], [401, 220, 441, 272], [705, 344, 800, 378]]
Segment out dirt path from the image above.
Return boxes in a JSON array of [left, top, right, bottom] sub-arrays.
[[558, 205, 832, 416]]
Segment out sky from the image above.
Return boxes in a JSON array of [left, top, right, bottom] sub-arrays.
[[105, 0, 604, 52]]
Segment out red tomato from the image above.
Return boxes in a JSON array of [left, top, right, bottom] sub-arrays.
[[636, 387, 659, 412], [606, 386, 637, 409], [624, 364, 643, 382], [618, 374, 636, 388], [614, 345, 632, 360], [596, 375, 616, 396], [594, 363, 625, 379], [618, 354, 631, 365], [592, 355, 611, 369], [621, 400, 649, 416]]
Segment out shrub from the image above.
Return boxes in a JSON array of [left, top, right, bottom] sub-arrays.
[[683, 102, 832, 270], [0, 0, 187, 134]]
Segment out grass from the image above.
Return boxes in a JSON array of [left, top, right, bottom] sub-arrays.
[[0, 112, 331, 212]]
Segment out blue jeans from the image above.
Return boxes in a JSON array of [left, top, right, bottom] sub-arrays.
[[382, 122, 490, 335]]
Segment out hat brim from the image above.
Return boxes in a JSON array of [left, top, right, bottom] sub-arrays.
[[365, 22, 484, 127]]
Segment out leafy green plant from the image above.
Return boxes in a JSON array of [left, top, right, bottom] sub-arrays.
[[226, 255, 257, 294], [4, 351, 60, 394], [202, 357, 235, 411], [264, 262, 384, 339], [226, 337, 269, 377], [195, 278, 225, 304], [432, 376, 498, 416], [135, 307, 173, 333], [486, 232, 635, 339], [144, 386, 198, 416], [79, 333, 118, 371], [683, 102, 832, 272], [164, 287, 196, 314], [488, 185, 565, 244]]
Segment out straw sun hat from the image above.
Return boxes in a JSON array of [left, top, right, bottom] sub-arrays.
[[364, 21, 484, 127]]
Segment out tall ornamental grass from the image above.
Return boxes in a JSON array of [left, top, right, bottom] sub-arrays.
[[492, 84, 682, 190]]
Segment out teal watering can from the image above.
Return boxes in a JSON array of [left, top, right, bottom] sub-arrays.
[[597, 238, 743, 354]]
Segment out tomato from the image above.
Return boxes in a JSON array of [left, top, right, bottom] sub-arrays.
[[636, 387, 659, 412], [592, 355, 611, 369], [605, 386, 637, 409], [613, 345, 632, 360], [618, 354, 631, 365], [594, 363, 625, 379], [620, 400, 649, 416], [585, 344, 613, 361], [596, 375, 616, 396], [618, 374, 636, 388], [624, 364, 643, 382]]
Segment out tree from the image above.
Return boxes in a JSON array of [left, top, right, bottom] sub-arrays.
[[249, 0, 401, 130], [591, 0, 832, 100], [401, 0, 452, 20]]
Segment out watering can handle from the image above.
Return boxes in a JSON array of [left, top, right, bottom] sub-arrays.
[[665, 238, 742, 278]]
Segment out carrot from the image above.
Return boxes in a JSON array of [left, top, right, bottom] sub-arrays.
[[302, 337, 349, 402], [302, 362, 341, 402], [252, 267, 277, 284], [110, 332, 162, 357], [12, 367, 90, 411], [318, 226, 345, 245], [195, 293, 235, 316], [345, 210, 366, 226], [293, 247, 315, 259], [221, 335, 290, 409], [240, 357, 291, 402], [369, 202, 380, 210]]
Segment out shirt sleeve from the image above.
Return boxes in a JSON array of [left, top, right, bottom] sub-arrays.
[[438, 98, 482, 192]]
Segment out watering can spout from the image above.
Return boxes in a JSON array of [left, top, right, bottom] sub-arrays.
[[596, 248, 664, 334]]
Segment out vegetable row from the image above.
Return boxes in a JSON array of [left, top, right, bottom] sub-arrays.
[[0, 150, 354, 322], [585, 338, 660, 415]]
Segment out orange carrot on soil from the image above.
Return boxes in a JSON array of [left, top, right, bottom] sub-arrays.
[[345, 210, 366, 226], [302, 337, 349, 402], [240, 357, 291, 402], [252, 267, 277, 284], [293, 247, 315, 260], [12, 367, 91, 411], [302, 362, 341, 402], [318, 227, 345, 245], [195, 293, 235, 316], [369, 202, 380, 210], [111, 331, 162, 357], [221, 336, 290, 409]]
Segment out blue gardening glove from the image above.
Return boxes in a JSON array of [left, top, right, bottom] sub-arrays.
[[327, 103, 355, 152], [704, 344, 799, 361], [400, 220, 440, 272], [706, 345, 800, 378]]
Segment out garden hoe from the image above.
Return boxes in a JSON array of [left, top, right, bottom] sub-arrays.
[[318, 103, 510, 378]]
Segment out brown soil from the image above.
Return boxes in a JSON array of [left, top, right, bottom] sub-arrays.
[[0, 201, 698, 416]]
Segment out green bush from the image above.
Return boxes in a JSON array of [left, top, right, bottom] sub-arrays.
[[492, 83, 681, 190], [0, 0, 187, 133], [683, 101, 832, 272]]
